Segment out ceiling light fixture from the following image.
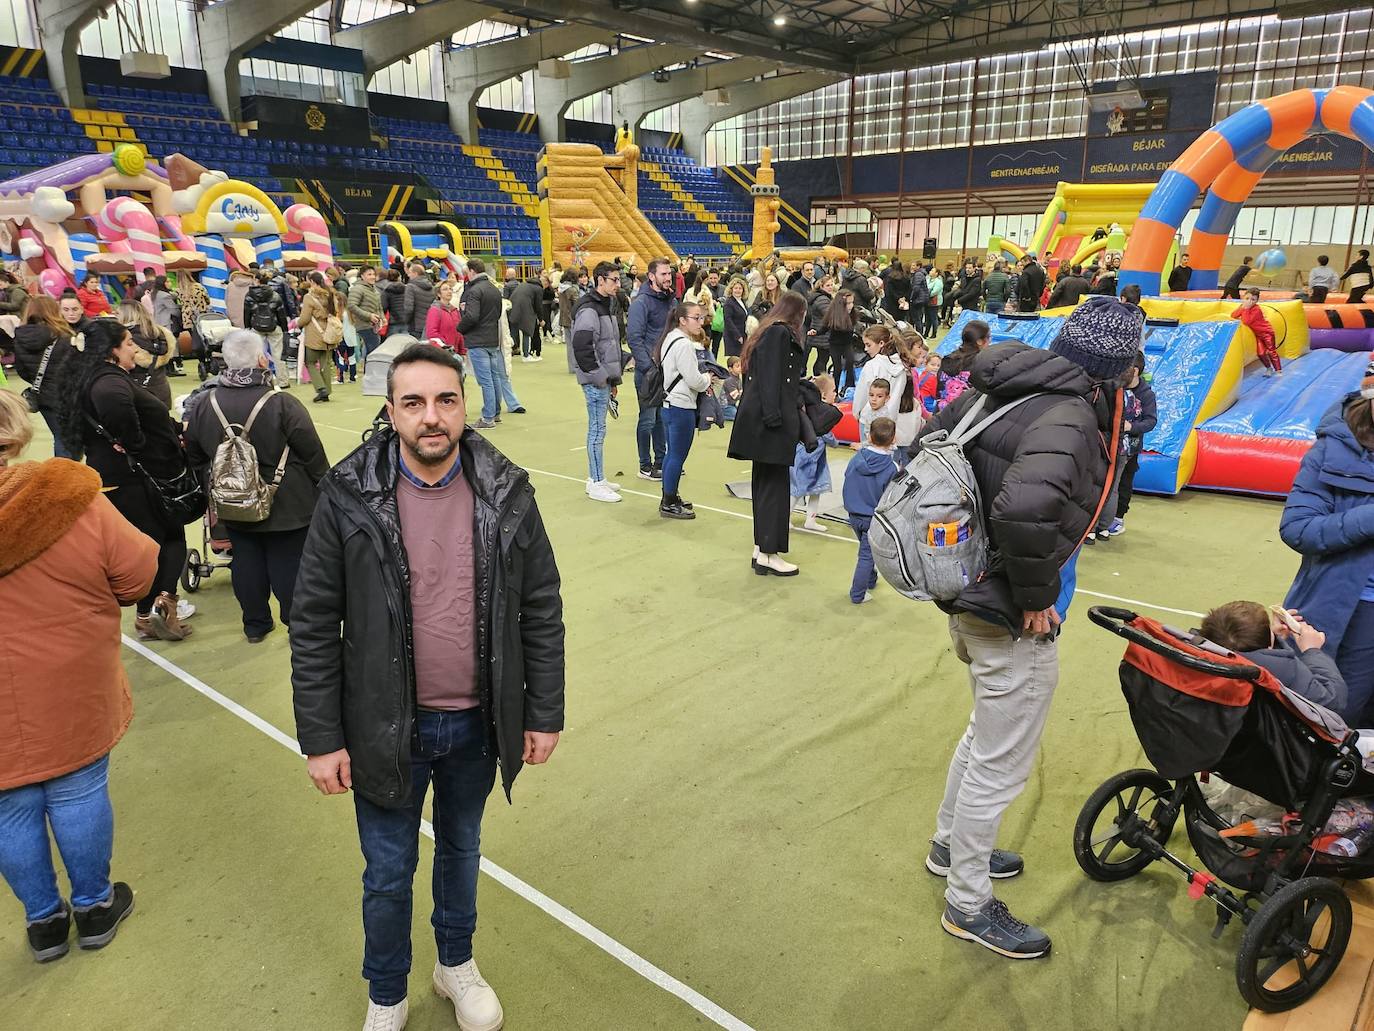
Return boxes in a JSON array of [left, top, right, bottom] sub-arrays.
[[773, 15, 786, 25]]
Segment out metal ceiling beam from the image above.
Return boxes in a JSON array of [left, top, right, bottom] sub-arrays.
[[476, 1, 850, 71], [857, 0, 1352, 72], [335, 0, 489, 78]]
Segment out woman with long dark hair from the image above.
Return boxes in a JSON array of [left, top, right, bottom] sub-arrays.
[[822, 289, 861, 394], [56, 320, 194, 641], [727, 291, 809, 576], [10, 295, 78, 457]]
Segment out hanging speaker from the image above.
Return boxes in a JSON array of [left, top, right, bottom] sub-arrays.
[[922, 237, 937, 259]]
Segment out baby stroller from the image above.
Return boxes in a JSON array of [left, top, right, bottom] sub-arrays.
[[1075, 607, 1374, 1012]]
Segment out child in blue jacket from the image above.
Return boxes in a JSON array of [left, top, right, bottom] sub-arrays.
[[842, 416, 899, 603]]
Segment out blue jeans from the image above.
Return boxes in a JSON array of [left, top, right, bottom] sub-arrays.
[[0, 756, 113, 921], [661, 404, 696, 497], [849, 515, 877, 603], [39, 408, 73, 460], [353, 709, 496, 1006], [632, 368, 665, 470], [1339, 600, 1374, 723], [467, 347, 522, 421], [984, 302, 1004, 316], [357, 327, 380, 367], [582, 383, 609, 482]]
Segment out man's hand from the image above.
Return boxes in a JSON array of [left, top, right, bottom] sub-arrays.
[[1022, 607, 1062, 636], [522, 731, 560, 765], [307, 749, 352, 795]]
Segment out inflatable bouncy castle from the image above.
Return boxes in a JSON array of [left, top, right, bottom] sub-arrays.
[[0, 143, 334, 312]]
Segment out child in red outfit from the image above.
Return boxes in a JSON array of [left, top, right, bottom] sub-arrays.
[[1232, 287, 1281, 374]]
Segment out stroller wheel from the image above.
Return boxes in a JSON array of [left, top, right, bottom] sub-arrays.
[[1237, 877, 1351, 1012], [1073, 769, 1177, 882], [182, 548, 203, 594]]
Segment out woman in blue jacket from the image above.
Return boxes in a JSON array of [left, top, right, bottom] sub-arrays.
[[1281, 375, 1374, 722]]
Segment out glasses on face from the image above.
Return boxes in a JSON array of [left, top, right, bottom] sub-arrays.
[[685, 314, 705, 322]]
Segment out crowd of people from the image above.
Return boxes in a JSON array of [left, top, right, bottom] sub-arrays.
[[0, 238, 1371, 1031]]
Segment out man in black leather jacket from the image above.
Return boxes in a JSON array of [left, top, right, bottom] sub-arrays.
[[290, 343, 564, 1030]]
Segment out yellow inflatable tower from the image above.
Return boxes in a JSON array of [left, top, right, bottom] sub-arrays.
[[749, 147, 782, 257], [538, 141, 674, 269]]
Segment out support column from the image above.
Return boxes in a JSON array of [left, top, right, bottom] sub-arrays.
[[197, 0, 324, 123], [335, 0, 487, 81], [677, 72, 846, 163], [441, 25, 611, 144], [615, 58, 778, 137], [532, 45, 699, 145], [36, 0, 113, 108]]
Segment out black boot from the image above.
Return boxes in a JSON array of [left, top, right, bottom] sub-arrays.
[[659, 494, 696, 520], [74, 882, 134, 950], [26, 901, 71, 962]]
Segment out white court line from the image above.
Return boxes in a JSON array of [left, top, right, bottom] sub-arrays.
[[524, 467, 1208, 620], [120, 635, 757, 1031]]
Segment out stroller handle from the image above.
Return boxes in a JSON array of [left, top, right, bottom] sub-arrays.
[[1086, 606, 1263, 681]]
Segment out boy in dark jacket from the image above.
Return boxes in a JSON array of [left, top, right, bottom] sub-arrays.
[[913, 295, 1142, 961], [1201, 601, 1347, 714], [842, 417, 898, 604]]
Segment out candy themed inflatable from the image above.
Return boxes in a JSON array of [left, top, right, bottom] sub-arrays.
[[0, 144, 335, 310]]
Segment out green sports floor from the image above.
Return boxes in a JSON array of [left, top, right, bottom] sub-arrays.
[[0, 345, 1298, 1030]]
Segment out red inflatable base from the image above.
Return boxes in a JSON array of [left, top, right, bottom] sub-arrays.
[[1191, 432, 1314, 495], [834, 401, 859, 443]]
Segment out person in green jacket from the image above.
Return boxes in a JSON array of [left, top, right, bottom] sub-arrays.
[[346, 266, 384, 366], [982, 260, 1011, 316]]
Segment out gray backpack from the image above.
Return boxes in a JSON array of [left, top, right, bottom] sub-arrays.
[[208, 391, 290, 523], [869, 392, 1045, 602]]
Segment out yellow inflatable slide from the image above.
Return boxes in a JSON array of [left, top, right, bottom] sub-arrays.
[[538, 143, 675, 270]]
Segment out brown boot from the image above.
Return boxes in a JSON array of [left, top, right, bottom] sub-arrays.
[[134, 612, 157, 640], [149, 593, 192, 641]]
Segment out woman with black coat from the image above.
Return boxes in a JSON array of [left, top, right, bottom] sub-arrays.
[[56, 320, 194, 641], [805, 276, 834, 376], [9, 295, 77, 457], [956, 268, 984, 310], [882, 260, 910, 322], [722, 276, 750, 357], [727, 291, 809, 577], [821, 289, 862, 394]]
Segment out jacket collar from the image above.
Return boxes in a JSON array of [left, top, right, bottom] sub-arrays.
[[0, 459, 102, 576], [332, 426, 531, 523], [575, 290, 613, 318]]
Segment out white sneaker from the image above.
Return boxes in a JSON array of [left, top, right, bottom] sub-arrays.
[[521, 356, 535, 362], [363, 997, 408, 1031], [433, 959, 504, 1031], [586, 480, 621, 503], [802, 518, 828, 533], [528, 355, 543, 363], [597, 479, 622, 492], [176, 598, 196, 620]]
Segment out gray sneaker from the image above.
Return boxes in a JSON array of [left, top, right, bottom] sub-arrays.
[[925, 840, 1024, 879], [941, 898, 1051, 959], [473, 418, 497, 429]]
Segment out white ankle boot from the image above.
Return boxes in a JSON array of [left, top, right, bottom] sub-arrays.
[[363, 997, 408, 1031], [433, 959, 504, 1031], [755, 553, 799, 577]]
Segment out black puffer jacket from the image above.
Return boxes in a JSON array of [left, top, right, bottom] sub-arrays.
[[727, 323, 806, 466], [10, 324, 76, 414], [912, 342, 1116, 633], [290, 428, 565, 807]]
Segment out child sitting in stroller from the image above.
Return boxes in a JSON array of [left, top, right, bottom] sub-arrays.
[[1200, 600, 1348, 716]]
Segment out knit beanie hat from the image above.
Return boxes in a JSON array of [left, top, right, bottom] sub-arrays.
[[1048, 295, 1145, 381], [1361, 357, 1374, 399]]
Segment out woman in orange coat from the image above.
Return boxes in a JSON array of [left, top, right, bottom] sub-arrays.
[[0, 390, 157, 962]]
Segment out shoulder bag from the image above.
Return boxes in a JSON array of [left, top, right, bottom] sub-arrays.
[[22, 342, 56, 413]]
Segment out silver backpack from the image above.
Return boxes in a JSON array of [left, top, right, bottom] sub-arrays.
[[869, 392, 1044, 602], [208, 391, 289, 523]]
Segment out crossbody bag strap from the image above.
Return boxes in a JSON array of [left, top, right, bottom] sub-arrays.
[[31, 343, 56, 392]]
